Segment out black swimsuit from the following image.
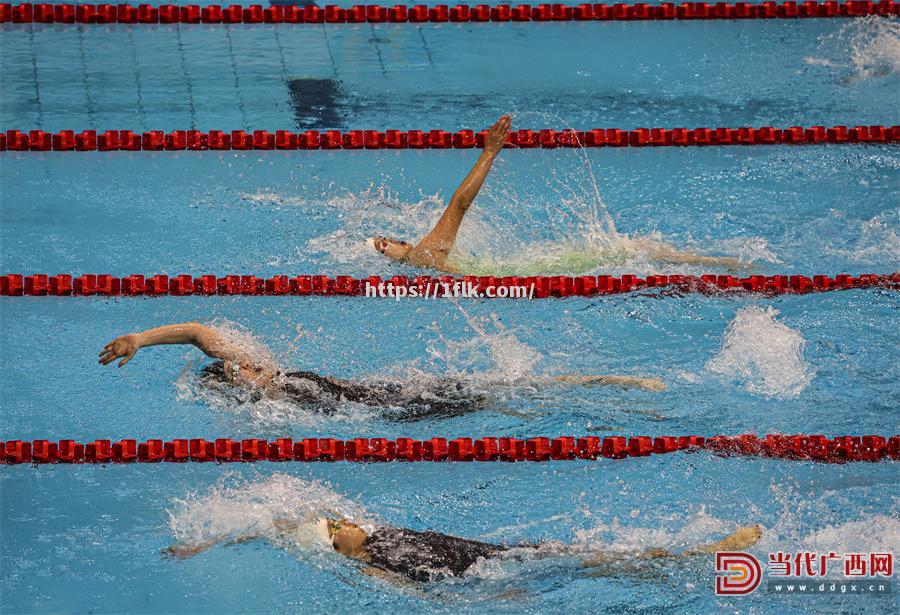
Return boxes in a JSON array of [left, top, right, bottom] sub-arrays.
[[364, 526, 509, 582], [200, 362, 488, 421]]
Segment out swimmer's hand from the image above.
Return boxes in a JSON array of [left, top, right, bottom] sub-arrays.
[[99, 334, 142, 367], [483, 114, 511, 157]]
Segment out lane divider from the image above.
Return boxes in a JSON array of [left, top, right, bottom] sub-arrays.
[[3, 435, 897, 464], [3, 126, 899, 151], [2, 2, 898, 25], [2, 273, 898, 298]]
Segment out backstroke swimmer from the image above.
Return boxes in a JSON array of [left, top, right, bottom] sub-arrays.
[[369, 114, 743, 274], [99, 322, 666, 420], [165, 515, 764, 584]]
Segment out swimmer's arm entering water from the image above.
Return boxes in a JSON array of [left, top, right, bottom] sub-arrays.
[[162, 534, 261, 559], [163, 518, 303, 560], [554, 374, 666, 392], [405, 115, 511, 272], [99, 322, 277, 385]]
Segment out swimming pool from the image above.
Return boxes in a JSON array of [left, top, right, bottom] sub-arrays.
[[2, 6, 899, 614]]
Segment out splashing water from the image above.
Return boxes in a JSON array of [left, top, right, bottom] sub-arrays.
[[247, 138, 748, 276], [801, 516, 900, 557], [174, 312, 552, 427], [804, 16, 900, 81], [835, 211, 900, 264], [167, 473, 376, 552], [706, 306, 815, 399], [419, 304, 544, 386], [174, 319, 378, 428], [176, 363, 379, 429], [570, 507, 736, 555]]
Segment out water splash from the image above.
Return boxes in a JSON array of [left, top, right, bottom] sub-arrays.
[[174, 312, 552, 427], [279, 140, 747, 275], [175, 364, 379, 429], [174, 318, 378, 428], [804, 16, 900, 82], [834, 210, 900, 264], [703, 236, 781, 265], [570, 507, 735, 555], [167, 473, 376, 551], [801, 516, 900, 556], [419, 304, 544, 386], [706, 306, 815, 399]]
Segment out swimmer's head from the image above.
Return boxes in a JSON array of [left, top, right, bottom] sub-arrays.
[[368, 236, 413, 262], [327, 518, 367, 557], [199, 360, 273, 389]]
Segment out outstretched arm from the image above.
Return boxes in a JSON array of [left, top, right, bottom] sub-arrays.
[[163, 534, 262, 560], [644, 244, 747, 272], [162, 518, 306, 560], [99, 322, 243, 367], [405, 115, 512, 271], [99, 322, 279, 389], [555, 374, 666, 392], [582, 525, 763, 575]]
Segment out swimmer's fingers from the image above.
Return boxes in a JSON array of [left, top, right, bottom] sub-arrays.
[[99, 348, 122, 365], [490, 115, 511, 136], [117, 350, 137, 368]]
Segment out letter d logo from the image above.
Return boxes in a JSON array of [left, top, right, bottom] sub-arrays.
[[715, 552, 761, 595]]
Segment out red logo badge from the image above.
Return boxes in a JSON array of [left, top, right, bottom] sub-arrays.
[[715, 552, 762, 595]]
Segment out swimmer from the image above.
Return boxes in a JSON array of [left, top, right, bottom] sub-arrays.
[[99, 322, 666, 419], [369, 114, 744, 274], [164, 516, 763, 584]]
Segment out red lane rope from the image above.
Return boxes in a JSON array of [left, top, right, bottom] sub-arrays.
[[3, 435, 897, 464], [2, 2, 898, 25], [2, 273, 898, 298], [3, 126, 899, 152]]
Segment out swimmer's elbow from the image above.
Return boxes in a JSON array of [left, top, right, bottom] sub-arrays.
[[190, 324, 225, 357], [449, 191, 474, 212]]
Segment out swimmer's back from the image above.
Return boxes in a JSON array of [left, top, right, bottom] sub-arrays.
[[364, 526, 507, 582]]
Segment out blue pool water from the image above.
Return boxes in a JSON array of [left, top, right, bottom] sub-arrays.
[[2, 8, 899, 615]]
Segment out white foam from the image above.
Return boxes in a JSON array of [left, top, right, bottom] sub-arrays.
[[420, 306, 543, 386], [571, 507, 735, 554], [706, 306, 815, 399], [285, 146, 750, 276], [173, 319, 378, 428], [842, 212, 900, 263], [167, 473, 376, 552], [704, 236, 781, 265], [801, 516, 900, 555], [804, 16, 900, 81]]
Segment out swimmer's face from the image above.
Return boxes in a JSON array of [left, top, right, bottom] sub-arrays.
[[372, 236, 413, 262], [328, 518, 367, 557]]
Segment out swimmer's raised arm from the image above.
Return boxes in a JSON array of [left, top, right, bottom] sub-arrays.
[[99, 322, 245, 367], [403, 115, 512, 271]]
